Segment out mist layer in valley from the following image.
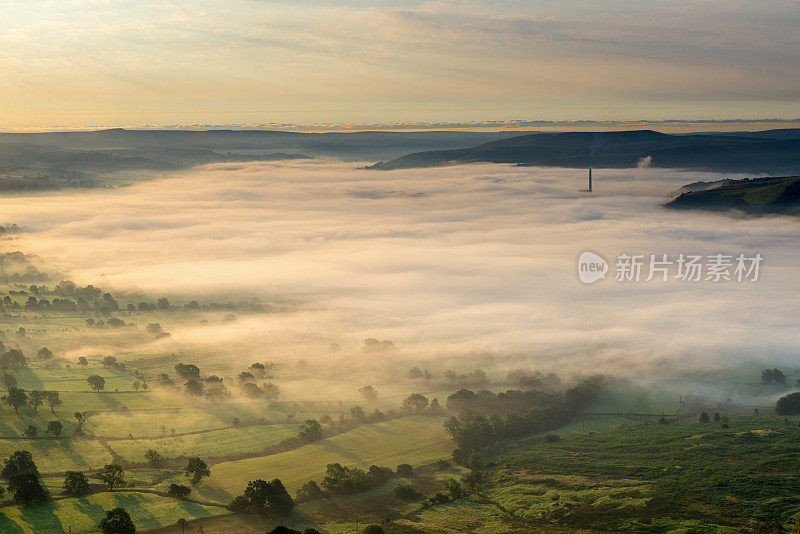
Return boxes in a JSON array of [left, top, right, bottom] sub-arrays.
[[1, 161, 797, 392]]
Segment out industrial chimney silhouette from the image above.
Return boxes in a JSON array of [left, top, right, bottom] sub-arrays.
[[588, 168, 592, 193]]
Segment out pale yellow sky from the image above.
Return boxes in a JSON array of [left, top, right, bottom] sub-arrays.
[[1, 1, 799, 129]]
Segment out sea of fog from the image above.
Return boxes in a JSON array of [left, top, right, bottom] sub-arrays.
[[2, 161, 798, 377]]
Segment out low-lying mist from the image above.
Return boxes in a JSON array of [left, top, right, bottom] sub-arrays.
[[2, 160, 798, 383]]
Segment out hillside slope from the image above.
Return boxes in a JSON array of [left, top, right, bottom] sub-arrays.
[[666, 175, 800, 215]]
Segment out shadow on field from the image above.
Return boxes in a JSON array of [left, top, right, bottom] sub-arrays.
[[17, 500, 61, 532], [0, 513, 24, 533]]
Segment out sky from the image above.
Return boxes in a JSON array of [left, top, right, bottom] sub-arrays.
[[1, 0, 799, 129]]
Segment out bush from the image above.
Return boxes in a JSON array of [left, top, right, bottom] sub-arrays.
[[394, 484, 423, 501], [435, 459, 451, 470], [396, 463, 414, 476], [295, 480, 325, 502], [543, 433, 560, 443], [699, 412, 711, 423], [167, 483, 191, 499]]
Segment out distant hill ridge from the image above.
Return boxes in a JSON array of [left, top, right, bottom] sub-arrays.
[[368, 129, 800, 173]]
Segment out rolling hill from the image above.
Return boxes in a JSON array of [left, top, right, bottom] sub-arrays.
[[665, 175, 800, 215], [368, 129, 800, 173]]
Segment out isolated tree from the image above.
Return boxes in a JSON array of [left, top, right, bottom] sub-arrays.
[[0, 349, 26, 370], [157, 297, 170, 310], [99, 508, 136, 534], [168, 483, 191, 499], [146, 323, 163, 336], [87, 374, 106, 392], [2, 372, 16, 389], [28, 390, 44, 414], [44, 390, 62, 414], [359, 385, 378, 403], [101, 356, 118, 368], [157, 373, 173, 386], [46, 421, 63, 436], [2, 387, 27, 413], [185, 457, 210, 485], [144, 449, 162, 467], [37, 347, 53, 360], [699, 411, 711, 423], [262, 382, 280, 401], [299, 419, 323, 442], [241, 382, 264, 400], [462, 469, 489, 492], [23, 425, 37, 438], [401, 393, 429, 414], [761, 368, 787, 385], [98, 464, 125, 490], [132, 380, 141, 392], [77, 356, 88, 367], [63, 471, 90, 495]]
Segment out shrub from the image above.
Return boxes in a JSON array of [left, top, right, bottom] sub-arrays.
[[396, 463, 414, 476], [699, 412, 711, 423], [168, 483, 191, 499]]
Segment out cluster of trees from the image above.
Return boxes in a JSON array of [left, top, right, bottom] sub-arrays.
[[507, 369, 563, 391], [698, 411, 727, 423], [294, 462, 400, 502], [229, 478, 294, 516], [1, 387, 62, 415], [443, 369, 489, 388], [443, 377, 605, 451], [400, 393, 442, 415], [407, 366, 432, 380], [761, 368, 787, 385], [776, 392, 800, 415]]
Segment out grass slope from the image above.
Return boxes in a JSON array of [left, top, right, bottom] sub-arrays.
[[202, 416, 451, 500]]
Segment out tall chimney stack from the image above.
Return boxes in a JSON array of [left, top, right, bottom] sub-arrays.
[[588, 168, 592, 193]]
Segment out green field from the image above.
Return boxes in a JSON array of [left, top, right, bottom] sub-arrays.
[[202, 416, 452, 499], [111, 424, 301, 463], [0, 491, 229, 533], [0, 440, 112, 474]]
